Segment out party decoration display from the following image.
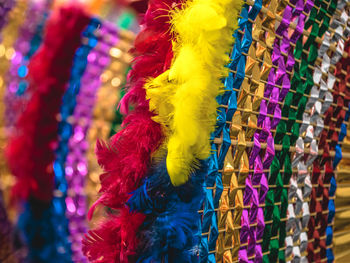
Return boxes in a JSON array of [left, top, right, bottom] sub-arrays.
[[126, 0, 244, 261], [260, 0, 337, 261], [307, 17, 350, 263], [6, 5, 90, 203], [0, 0, 349, 262]]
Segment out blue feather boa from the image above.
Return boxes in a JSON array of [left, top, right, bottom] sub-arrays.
[[127, 159, 207, 262]]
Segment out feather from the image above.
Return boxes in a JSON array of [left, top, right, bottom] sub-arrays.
[[127, 158, 207, 262], [145, 0, 243, 186], [84, 0, 182, 261]]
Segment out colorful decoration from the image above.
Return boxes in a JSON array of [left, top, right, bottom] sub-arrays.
[[0, 0, 349, 262], [83, 0, 176, 261], [65, 21, 119, 262], [145, 0, 243, 186]]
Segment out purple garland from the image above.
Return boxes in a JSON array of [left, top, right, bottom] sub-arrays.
[[64, 22, 120, 262]]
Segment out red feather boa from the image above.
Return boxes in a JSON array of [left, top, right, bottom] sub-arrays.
[[83, 0, 182, 262], [6, 6, 90, 203]]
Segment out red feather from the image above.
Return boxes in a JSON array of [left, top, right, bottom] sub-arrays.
[[83, 0, 183, 262], [5, 6, 90, 203]]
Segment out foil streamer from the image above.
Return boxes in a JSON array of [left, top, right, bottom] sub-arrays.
[[322, 4, 350, 261], [262, 0, 337, 261], [64, 21, 119, 262], [51, 17, 100, 262], [288, 2, 349, 262], [307, 30, 350, 263], [236, 0, 304, 259], [200, 1, 261, 262]]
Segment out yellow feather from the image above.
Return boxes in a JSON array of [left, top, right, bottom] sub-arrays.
[[145, 0, 243, 186]]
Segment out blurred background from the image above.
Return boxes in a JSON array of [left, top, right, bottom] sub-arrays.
[[0, 0, 147, 262]]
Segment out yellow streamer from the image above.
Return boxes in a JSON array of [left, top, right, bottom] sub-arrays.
[[145, 0, 243, 186]]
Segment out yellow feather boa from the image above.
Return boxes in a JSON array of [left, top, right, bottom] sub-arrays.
[[145, 0, 243, 186]]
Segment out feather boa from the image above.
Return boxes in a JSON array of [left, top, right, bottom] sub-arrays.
[[145, 0, 242, 186], [5, 6, 90, 202], [127, 158, 207, 262], [83, 0, 182, 261]]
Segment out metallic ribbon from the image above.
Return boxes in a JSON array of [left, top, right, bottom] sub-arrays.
[[307, 34, 350, 263], [240, 0, 314, 261], [285, 1, 345, 262], [288, 2, 349, 262], [262, 0, 337, 261], [64, 19, 122, 263], [199, 1, 261, 262], [52, 18, 100, 262]]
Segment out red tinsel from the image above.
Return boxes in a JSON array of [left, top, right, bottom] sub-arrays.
[[83, 0, 182, 262], [6, 6, 90, 203]]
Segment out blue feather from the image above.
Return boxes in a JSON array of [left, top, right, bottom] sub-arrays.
[[127, 158, 207, 262]]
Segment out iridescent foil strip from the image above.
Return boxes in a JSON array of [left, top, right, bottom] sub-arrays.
[[64, 21, 119, 262]]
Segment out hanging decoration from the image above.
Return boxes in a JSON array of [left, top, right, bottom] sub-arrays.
[[6, 6, 91, 262]]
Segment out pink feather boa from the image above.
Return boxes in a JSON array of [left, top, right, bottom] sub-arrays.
[[83, 0, 183, 262]]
